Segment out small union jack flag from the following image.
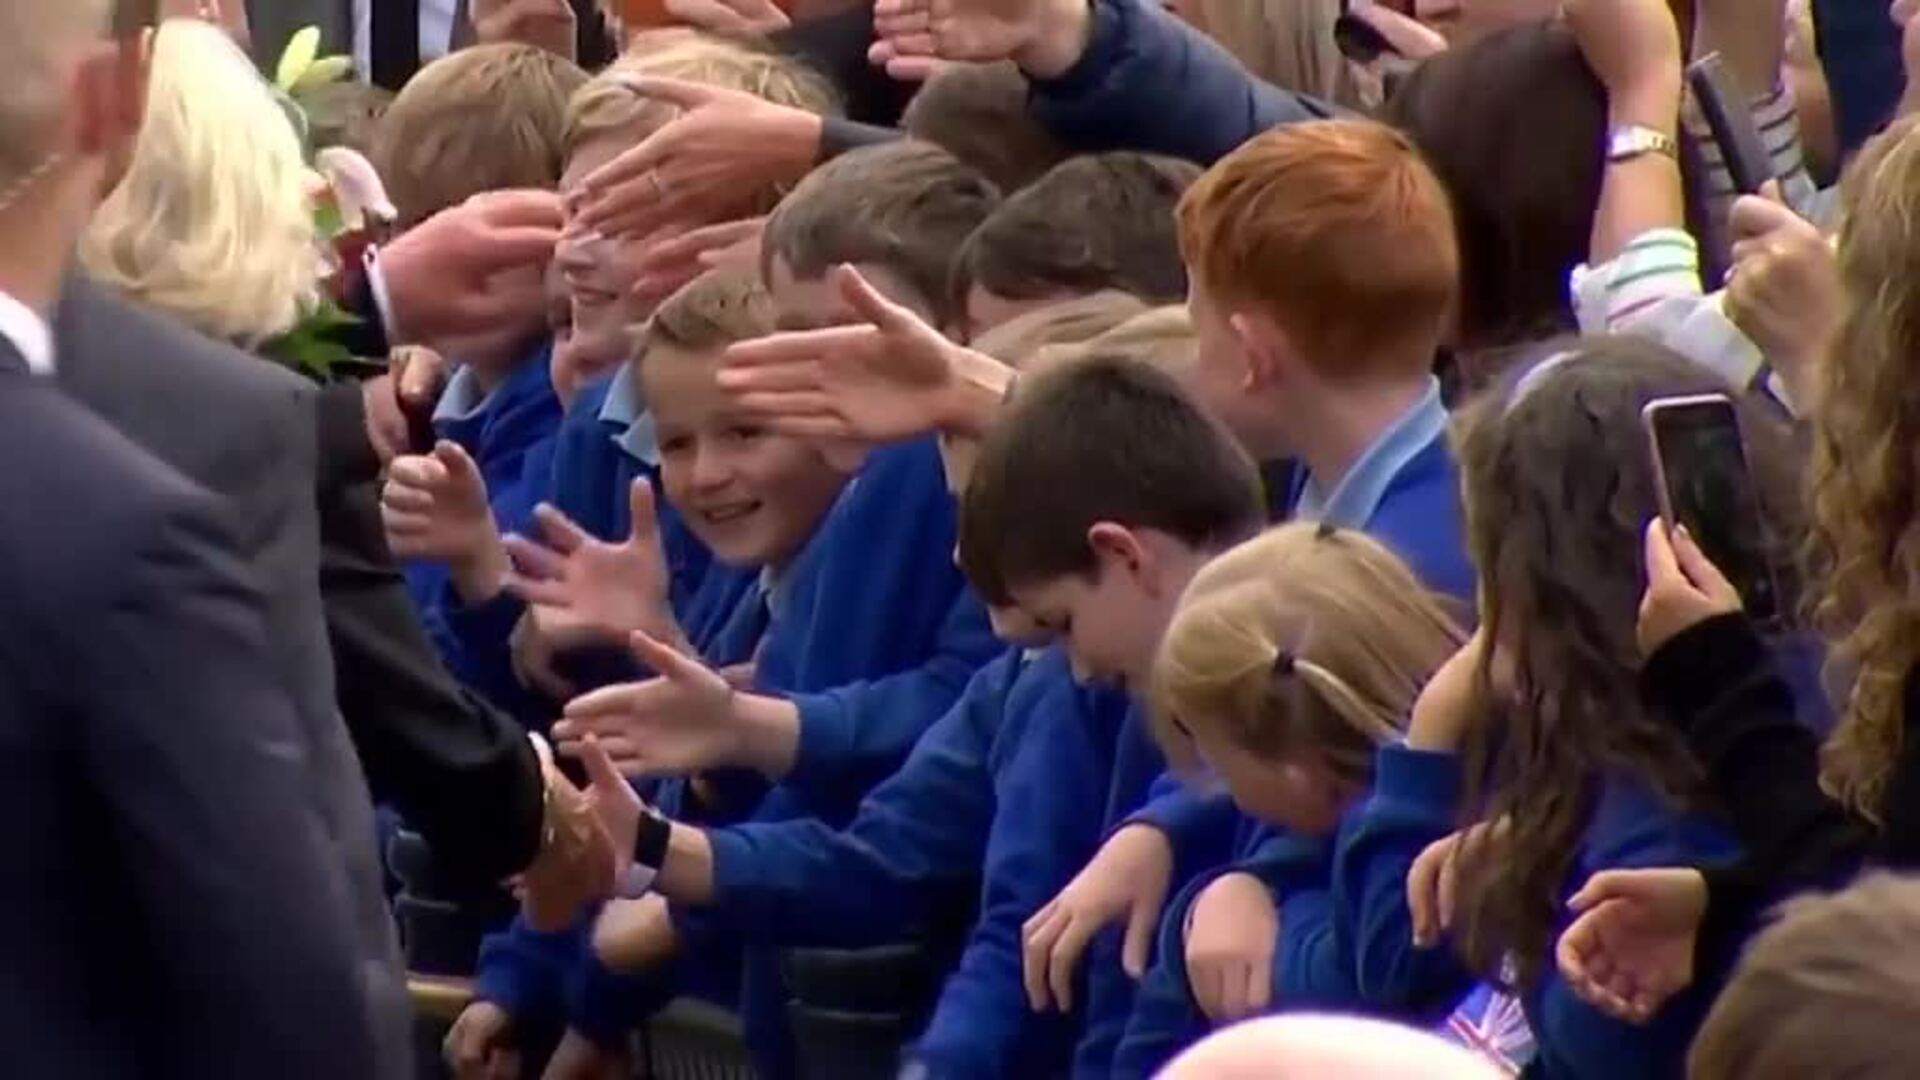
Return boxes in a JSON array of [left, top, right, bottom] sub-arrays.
[[1438, 979, 1535, 1076]]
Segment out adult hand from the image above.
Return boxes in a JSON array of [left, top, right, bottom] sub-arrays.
[[381, 442, 509, 600], [570, 735, 649, 888], [593, 893, 681, 972], [1185, 872, 1279, 1024], [1023, 823, 1174, 1012], [518, 742, 618, 932], [1561, 0, 1683, 121], [503, 480, 684, 651], [664, 0, 793, 35], [1725, 190, 1839, 412], [869, 0, 1094, 80], [380, 190, 564, 348], [572, 78, 824, 239], [718, 264, 1013, 442], [629, 216, 767, 304], [554, 631, 744, 775], [471, 0, 578, 59], [1557, 867, 1708, 1023], [444, 1000, 519, 1080], [1637, 520, 1742, 658]]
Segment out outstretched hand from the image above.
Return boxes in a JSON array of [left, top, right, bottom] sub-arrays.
[[718, 264, 1012, 443], [380, 190, 564, 348], [381, 441, 508, 601], [1557, 867, 1709, 1023], [868, 0, 1093, 80], [571, 77, 823, 239], [553, 631, 744, 775], [502, 479, 685, 652]]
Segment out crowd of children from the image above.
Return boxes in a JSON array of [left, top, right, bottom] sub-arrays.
[[65, 0, 1920, 1076]]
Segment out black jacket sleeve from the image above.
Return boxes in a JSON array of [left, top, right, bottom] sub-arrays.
[[1640, 614, 1872, 969], [315, 434, 545, 884]]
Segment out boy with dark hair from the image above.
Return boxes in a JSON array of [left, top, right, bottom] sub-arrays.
[[901, 60, 1072, 194], [952, 152, 1200, 339], [569, 354, 1264, 1079]]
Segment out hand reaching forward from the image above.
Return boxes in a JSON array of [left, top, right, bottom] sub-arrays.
[[502, 479, 685, 651], [868, 0, 1093, 80], [381, 191, 563, 348], [1185, 872, 1279, 1024], [1557, 867, 1708, 1023], [718, 264, 1013, 443], [554, 631, 745, 776], [1023, 823, 1174, 1012], [381, 441, 508, 600], [572, 78, 823, 239], [517, 735, 618, 932]]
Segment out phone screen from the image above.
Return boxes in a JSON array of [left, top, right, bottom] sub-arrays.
[[1648, 397, 1780, 624]]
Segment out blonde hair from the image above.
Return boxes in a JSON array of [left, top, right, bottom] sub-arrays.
[[1151, 523, 1466, 780], [374, 43, 589, 227], [1181, 0, 1377, 111], [0, 0, 110, 184], [972, 291, 1153, 369], [643, 265, 777, 356], [1032, 304, 1196, 378], [565, 32, 838, 203], [1809, 115, 1920, 823], [81, 18, 317, 346]]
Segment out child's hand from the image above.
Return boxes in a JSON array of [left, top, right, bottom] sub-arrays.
[[593, 893, 681, 972], [719, 264, 1014, 443], [503, 480, 685, 652], [1023, 823, 1174, 1012], [1406, 817, 1510, 947], [1637, 519, 1742, 658], [1184, 872, 1279, 1024], [443, 1000, 519, 1080], [554, 631, 745, 775], [1725, 190, 1839, 411], [1562, 0, 1683, 121], [381, 441, 508, 601], [540, 1028, 629, 1080], [1557, 867, 1708, 1023], [1405, 630, 1490, 753]]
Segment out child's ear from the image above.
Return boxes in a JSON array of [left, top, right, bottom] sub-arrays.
[[1228, 310, 1293, 390], [1086, 521, 1149, 579]]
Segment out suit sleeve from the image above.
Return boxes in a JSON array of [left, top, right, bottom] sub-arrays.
[[320, 479, 547, 883], [1027, 0, 1341, 164], [80, 487, 385, 1079]]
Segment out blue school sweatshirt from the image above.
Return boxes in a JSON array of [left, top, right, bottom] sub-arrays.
[[430, 370, 745, 730], [522, 438, 998, 1076], [406, 345, 564, 632], [1111, 831, 1362, 1078], [697, 648, 1132, 1079], [1340, 746, 1740, 1079]]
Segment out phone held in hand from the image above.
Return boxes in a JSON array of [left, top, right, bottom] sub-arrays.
[[1642, 393, 1782, 627], [1688, 52, 1774, 196]]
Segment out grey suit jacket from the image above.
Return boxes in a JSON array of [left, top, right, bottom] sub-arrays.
[[54, 279, 410, 1078], [0, 357, 385, 1077]]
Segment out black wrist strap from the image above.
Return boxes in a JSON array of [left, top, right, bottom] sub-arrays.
[[632, 808, 671, 872]]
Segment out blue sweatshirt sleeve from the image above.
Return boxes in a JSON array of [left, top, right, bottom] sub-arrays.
[[1109, 873, 1213, 1080], [472, 914, 582, 1026], [1125, 780, 1242, 883], [1026, 0, 1341, 165], [704, 652, 1020, 945], [1334, 745, 1474, 1016], [782, 590, 1000, 803], [1239, 832, 1362, 1008], [912, 658, 1112, 1079]]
